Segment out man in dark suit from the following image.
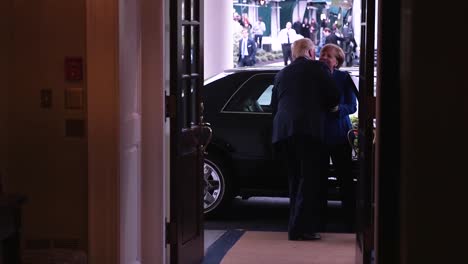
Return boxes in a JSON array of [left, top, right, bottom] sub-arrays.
[[270, 38, 339, 241], [324, 27, 344, 46], [238, 28, 257, 67]]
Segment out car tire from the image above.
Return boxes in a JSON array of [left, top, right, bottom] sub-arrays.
[[203, 156, 233, 216]]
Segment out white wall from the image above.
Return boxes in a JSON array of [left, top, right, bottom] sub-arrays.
[[6, 0, 88, 249], [351, 0, 377, 50], [204, 0, 233, 78]]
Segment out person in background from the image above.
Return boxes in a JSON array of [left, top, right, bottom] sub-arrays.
[[271, 38, 340, 241], [252, 17, 266, 50], [277, 22, 300, 65], [341, 18, 358, 66], [320, 17, 330, 29], [292, 17, 302, 35], [241, 13, 252, 29], [300, 17, 311, 39], [319, 43, 358, 232], [310, 18, 318, 44], [323, 27, 343, 46], [233, 12, 244, 27], [332, 24, 345, 48], [237, 28, 257, 67]]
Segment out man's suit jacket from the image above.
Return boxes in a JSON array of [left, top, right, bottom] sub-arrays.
[[238, 38, 257, 64], [325, 33, 344, 45], [270, 57, 340, 144]]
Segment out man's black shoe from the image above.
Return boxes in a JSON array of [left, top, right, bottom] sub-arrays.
[[289, 233, 321, 241]]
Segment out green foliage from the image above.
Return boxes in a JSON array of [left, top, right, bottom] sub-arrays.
[[350, 115, 359, 129], [256, 49, 266, 56]]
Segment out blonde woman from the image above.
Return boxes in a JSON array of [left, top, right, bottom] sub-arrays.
[[319, 43, 358, 232]]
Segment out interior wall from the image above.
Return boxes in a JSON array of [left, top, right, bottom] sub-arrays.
[[6, 0, 88, 251], [86, 0, 119, 262], [140, 0, 166, 262], [400, 0, 468, 263], [0, 0, 13, 185]]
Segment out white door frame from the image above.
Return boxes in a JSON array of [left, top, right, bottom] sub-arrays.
[[87, 0, 166, 263]]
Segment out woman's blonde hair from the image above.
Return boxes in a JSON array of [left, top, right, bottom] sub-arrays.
[[320, 43, 345, 68], [292, 38, 315, 61]]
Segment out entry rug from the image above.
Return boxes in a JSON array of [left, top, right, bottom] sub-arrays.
[[202, 229, 245, 264], [220, 231, 355, 264]]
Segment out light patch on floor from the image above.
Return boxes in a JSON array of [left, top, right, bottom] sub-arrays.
[[204, 229, 227, 252]]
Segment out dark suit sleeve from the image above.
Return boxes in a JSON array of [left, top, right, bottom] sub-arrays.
[[316, 63, 340, 109], [250, 39, 257, 61]]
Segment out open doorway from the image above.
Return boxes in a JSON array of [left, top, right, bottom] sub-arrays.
[[200, 0, 378, 263]]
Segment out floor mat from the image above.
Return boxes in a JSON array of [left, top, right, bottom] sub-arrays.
[[221, 231, 355, 264], [203, 229, 245, 264]]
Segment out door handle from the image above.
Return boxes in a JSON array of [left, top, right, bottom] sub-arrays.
[[200, 123, 212, 154], [347, 129, 359, 160], [189, 122, 212, 154]]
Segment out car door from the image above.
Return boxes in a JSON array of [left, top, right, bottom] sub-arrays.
[[218, 72, 285, 190]]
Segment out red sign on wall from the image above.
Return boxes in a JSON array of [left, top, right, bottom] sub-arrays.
[[65, 57, 83, 81]]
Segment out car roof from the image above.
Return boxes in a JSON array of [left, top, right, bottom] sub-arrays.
[[204, 65, 360, 85], [204, 66, 283, 85], [223, 66, 284, 73]]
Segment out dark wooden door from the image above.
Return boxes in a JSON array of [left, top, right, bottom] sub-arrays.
[[355, 0, 376, 263], [168, 0, 208, 263]]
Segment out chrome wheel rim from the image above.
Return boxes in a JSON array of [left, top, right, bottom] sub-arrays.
[[203, 160, 224, 213]]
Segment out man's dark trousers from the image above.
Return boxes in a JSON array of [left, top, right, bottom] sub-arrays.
[[327, 143, 356, 231], [279, 135, 325, 238], [238, 56, 255, 67], [281, 43, 292, 65], [254, 34, 263, 49]]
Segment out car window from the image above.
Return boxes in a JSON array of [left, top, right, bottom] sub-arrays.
[[257, 85, 273, 106], [223, 73, 275, 113]]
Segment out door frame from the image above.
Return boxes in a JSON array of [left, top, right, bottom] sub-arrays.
[[86, 0, 119, 263], [87, 0, 166, 263]]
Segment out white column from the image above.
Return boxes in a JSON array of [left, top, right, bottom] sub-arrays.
[[352, 0, 361, 49], [293, 0, 307, 21], [204, 0, 233, 78], [271, 2, 281, 51], [311, 8, 317, 21], [249, 6, 258, 22]]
